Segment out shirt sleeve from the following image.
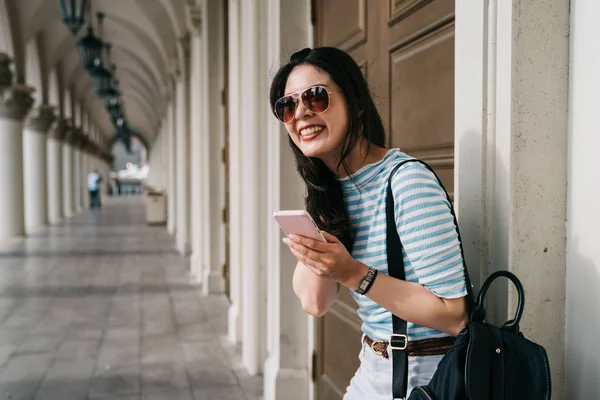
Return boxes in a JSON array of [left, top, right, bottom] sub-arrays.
[[391, 162, 468, 298]]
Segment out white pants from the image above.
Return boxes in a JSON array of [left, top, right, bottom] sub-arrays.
[[343, 338, 442, 399]]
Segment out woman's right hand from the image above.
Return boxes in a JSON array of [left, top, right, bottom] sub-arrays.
[[292, 261, 339, 317]]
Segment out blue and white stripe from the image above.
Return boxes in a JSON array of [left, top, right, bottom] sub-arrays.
[[339, 149, 467, 341]]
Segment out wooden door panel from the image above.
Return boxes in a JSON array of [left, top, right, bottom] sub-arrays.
[[319, 0, 366, 51], [314, 1, 455, 398], [388, 0, 435, 25], [388, 22, 455, 191]]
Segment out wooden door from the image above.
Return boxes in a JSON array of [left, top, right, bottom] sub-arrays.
[[313, 1, 455, 398]]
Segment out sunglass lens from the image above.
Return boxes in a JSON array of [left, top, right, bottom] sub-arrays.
[[275, 97, 297, 123], [302, 86, 330, 113]]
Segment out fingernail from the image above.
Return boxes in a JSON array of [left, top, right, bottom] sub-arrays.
[[288, 234, 297, 240], [282, 238, 289, 245]]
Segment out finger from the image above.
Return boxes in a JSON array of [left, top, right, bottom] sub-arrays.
[[288, 234, 328, 252], [290, 248, 330, 277], [289, 247, 317, 270], [320, 231, 341, 244]]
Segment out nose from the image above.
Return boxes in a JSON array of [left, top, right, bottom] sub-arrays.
[[294, 98, 313, 121]]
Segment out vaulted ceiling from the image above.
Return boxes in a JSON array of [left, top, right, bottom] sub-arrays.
[[0, 0, 189, 145]]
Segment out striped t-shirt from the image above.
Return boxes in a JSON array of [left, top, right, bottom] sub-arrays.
[[339, 149, 467, 341]]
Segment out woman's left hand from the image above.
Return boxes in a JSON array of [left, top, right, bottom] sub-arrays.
[[283, 231, 368, 289]]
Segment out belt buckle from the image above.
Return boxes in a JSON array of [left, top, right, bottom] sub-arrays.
[[389, 334, 408, 351], [369, 339, 387, 356]]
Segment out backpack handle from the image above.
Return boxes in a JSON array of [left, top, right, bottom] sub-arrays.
[[471, 270, 525, 334]]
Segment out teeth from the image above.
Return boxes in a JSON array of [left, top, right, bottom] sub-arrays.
[[300, 126, 325, 136]]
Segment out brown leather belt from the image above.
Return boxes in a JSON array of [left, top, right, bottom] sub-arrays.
[[364, 335, 455, 358]]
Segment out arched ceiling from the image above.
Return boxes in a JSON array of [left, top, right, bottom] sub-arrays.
[[6, 0, 188, 143]]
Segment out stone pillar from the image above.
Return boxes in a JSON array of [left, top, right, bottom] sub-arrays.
[[78, 136, 89, 209], [455, 1, 570, 396], [161, 123, 169, 193], [167, 102, 177, 236], [47, 118, 66, 224], [175, 38, 191, 256], [188, 5, 205, 283], [227, 0, 242, 346], [240, 0, 261, 376], [262, 1, 312, 398], [71, 127, 83, 213], [0, 53, 35, 242], [23, 104, 56, 233], [62, 121, 75, 218]]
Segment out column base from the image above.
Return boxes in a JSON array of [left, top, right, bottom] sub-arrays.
[[263, 356, 309, 400], [48, 216, 62, 225], [25, 223, 46, 236], [190, 252, 203, 282], [177, 239, 190, 256], [202, 268, 225, 295], [228, 303, 240, 345]]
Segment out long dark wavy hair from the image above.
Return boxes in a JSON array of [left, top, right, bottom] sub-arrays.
[[269, 47, 386, 250]]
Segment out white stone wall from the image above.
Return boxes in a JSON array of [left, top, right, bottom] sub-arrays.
[[456, 1, 570, 397], [566, 1, 600, 398]]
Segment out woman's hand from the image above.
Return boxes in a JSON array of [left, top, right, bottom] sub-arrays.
[[283, 231, 368, 290]]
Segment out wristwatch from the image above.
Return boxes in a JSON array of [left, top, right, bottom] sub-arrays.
[[354, 266, 378, 295]]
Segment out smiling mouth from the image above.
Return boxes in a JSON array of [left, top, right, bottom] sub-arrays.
[[300, 125, 325, 137]]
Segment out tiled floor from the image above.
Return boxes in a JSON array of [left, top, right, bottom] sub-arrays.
[[0, 197, 262, 400]]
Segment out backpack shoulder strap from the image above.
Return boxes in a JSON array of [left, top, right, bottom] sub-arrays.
[[386, 159, 475, 399]]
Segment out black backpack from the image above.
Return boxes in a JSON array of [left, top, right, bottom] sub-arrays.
[[385, 160, 552, 400]]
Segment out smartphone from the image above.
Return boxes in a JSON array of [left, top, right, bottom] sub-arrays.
[[273, 210, 327, 242]]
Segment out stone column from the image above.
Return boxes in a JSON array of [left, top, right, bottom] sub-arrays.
[[175, 37, 191, 256], [47, 118, 66, 223], [167, 102, 177, 236], [78, 136, 89, 209], [0, 53, 35, 242], [71, 127, 83, 213], [240, 0, 261, 376], [188, 6, 205, 282], [455, 1, 570, 396], [227, 0, 242, 346], [262, 1, 312, 398], [23, 104, 56, 233], [62, 121, 75, 218]]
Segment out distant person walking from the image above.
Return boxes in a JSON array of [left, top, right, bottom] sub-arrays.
[[88, 168, 103, 208]]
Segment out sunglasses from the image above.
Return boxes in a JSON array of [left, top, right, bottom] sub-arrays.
[[273, 85, 341, 124]]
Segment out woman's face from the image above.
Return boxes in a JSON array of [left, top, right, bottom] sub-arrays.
[[283, 65, 350, 160]]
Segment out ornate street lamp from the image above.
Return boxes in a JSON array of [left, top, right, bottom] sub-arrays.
[[57, 0, 91, 35], [76, 12, 105, 72], [107, 98, 123, 121], [91, 65, 112, 97], [75, 28, 102, 70]]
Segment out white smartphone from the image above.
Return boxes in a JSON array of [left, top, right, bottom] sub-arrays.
[[273, 210, 327, 242]]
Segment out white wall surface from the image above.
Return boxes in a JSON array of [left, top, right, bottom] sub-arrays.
[[566, 0, 600, 398]]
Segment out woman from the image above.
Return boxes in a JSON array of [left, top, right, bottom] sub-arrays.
[[270, 47, 468, 398]]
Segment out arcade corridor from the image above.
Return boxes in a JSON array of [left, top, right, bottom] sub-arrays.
[[0, 197, 261, 400]]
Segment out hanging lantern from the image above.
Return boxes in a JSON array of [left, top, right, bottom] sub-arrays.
[[76, 13, 106, 72], [75, 27, 103, 70], [57, 0, 91, 35], [91, 65, 112, 97], [107, 96, 122, 120]]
